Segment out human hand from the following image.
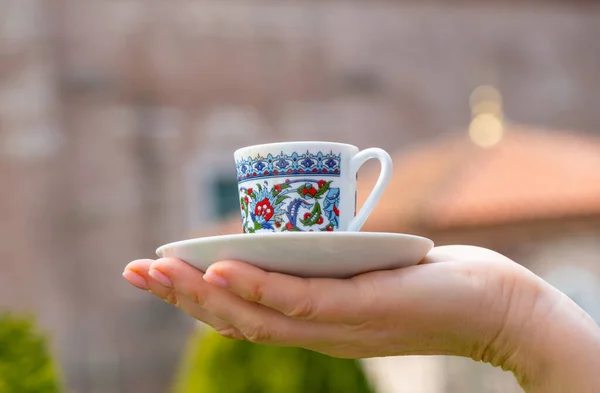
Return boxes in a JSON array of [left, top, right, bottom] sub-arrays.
[[123, 246, 527, 359], [123, 245, 600, 392]]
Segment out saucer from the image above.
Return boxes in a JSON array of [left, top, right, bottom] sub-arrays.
[[156, 232, 434, 279]]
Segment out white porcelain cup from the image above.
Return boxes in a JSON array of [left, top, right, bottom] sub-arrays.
[[234, 141, 392, 233]]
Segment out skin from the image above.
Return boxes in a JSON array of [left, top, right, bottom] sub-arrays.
[[123, 245, 600, 392]]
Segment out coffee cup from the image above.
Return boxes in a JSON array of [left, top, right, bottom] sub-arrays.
[[234, 141, 392, 233]]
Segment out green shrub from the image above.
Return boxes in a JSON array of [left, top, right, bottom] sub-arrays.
[[174, 328, 375, 393], [0, 313, 62, 393]]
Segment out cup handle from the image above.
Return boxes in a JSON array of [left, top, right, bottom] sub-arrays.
[[347, 148, 393, 232]]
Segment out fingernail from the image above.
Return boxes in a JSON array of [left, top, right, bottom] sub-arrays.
[[148, 269, 174, 288], [204, 272, 228, 288], [123, 271, 149, 290]]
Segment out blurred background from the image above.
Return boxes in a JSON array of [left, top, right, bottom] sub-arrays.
[[1, 0, 600, 392]]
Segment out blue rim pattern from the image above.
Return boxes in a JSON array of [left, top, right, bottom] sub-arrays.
[[236, 151, 342, 183]]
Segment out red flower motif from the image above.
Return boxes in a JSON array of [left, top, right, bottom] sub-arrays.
[[326, 226, 333, 232], [255, 198, 274, 221], [318, 180, 327, 188], [333, 205, 340, 216], [302, 187, 308, 196], [303, 212, 311, 220], [247, 188, 253, 195], [274, 184, 282, 192], [286, 222, 294, 230], [316, 216, 324, 225], [309, 188, 317, 197]]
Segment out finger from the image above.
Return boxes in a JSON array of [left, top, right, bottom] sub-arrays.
[[124, 259, 242, 339], [150, 258, 342, 346], [420, 245, 515, 265], [202, 260, 374, 323], [123, 259, 153, 290]]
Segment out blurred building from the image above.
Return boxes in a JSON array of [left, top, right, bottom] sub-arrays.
[[1, 0, 600, 392]]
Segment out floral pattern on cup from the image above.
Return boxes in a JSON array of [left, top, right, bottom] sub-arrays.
[[239, 179, 341, 233]]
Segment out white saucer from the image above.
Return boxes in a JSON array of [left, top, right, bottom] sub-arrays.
[[156, 232, 434, 279]]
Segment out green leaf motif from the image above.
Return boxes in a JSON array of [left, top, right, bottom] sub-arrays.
[[319, 224, 334, 231], [314, 181, 332, 198], [254, 221, 263, 230], [275, 195, 290, 206], [300, 202, 322, 226], [240, 197, 249, 216]]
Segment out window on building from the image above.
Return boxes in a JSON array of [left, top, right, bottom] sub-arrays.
[[339, 70, 382, 95], [212, 175, 240, 220]]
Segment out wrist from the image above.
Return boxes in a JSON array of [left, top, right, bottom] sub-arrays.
[[504, 270, 600, 392]]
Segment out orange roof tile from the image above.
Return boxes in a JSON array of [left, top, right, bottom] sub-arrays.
[[358, 126, 600, 231]]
